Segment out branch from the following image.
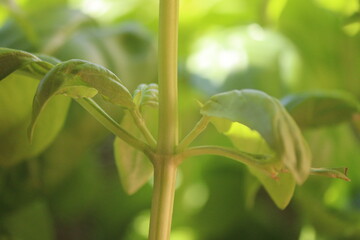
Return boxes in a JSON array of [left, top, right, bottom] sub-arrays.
[[177, 116, 210, 152], [180, 145, 273, 168], [129, 109, 157, 148], [76, 98, 153, 155]]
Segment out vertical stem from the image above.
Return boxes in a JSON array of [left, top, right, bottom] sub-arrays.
[[148, 0, 180, 239], [149, 158, 178, 240], [157, 0, 179, 154]]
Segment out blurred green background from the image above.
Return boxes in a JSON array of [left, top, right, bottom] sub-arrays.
[[0, 0, 360, 239]]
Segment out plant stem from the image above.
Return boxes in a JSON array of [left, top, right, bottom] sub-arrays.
[[148, 0, 179, 239], [76, 98, 152, 155], [181, 145, 274, 167], [309, 168, 350, 181], [177, 116, 210, 152], [130, 109, 157, 148], [148, 158, 178, 240], [157, 0, 179, 154]]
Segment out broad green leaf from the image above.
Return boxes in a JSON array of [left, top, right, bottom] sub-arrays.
[[113, 83, 157, 194], [29, 59, 134, 138], [0, 72, 70, 166], [114, 135, 153, 195], [201, 89, 311, 184], [282, 91, 360, 129], [213, 119, 296, 209], [201, 90, 280, 150], [0, 50, 69, 166], [113, 107, 156, 195], [0, 48, 52, 80]]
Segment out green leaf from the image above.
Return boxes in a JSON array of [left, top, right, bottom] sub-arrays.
[[0, 73, 70, 166], [29, 59, 134, 139], [113, 83, 158, 194], [114, 136, 153, 195], [0, 48, 53, 80], [282, 91, 360, 129], [201, 89, 311, 184], [113, 108, 156, 195], [0, 49, 69, 166], [208, 119, 296, 209]]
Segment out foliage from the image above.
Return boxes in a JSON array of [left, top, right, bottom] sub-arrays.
[[0, 0, 360, 239]]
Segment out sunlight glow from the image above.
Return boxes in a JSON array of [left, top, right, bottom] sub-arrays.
[[133, 210, 150, 238], [79, 0, 109, 17], [187, 25, 300, 89], [69, 0, 142, 22], [247, 24, 265, 41], [299, 224, 316, 240], [172, 228, 197, 240], [183, 182, 209, 211], [219, 50, 243, 69], [187, 32, 248, 86]]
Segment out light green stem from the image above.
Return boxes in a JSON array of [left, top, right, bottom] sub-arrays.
[[177, 116, 210, 152], [157, 0, 179, 154], [148, 158, 178, 240], [130, 109, 157, 148], [149, 0, 179, 239], [76, 98, 152, 155], [310, 168, 350, 181]]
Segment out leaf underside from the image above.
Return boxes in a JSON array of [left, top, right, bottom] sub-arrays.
[[28, 59, 134, 139], [0, 48, 70, 166], [201, 89, 311, 184], [201, 89, 312, 209]]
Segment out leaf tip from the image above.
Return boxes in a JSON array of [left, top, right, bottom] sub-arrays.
[[310, 167, 351, 182], [124, 186, 139, 195]]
